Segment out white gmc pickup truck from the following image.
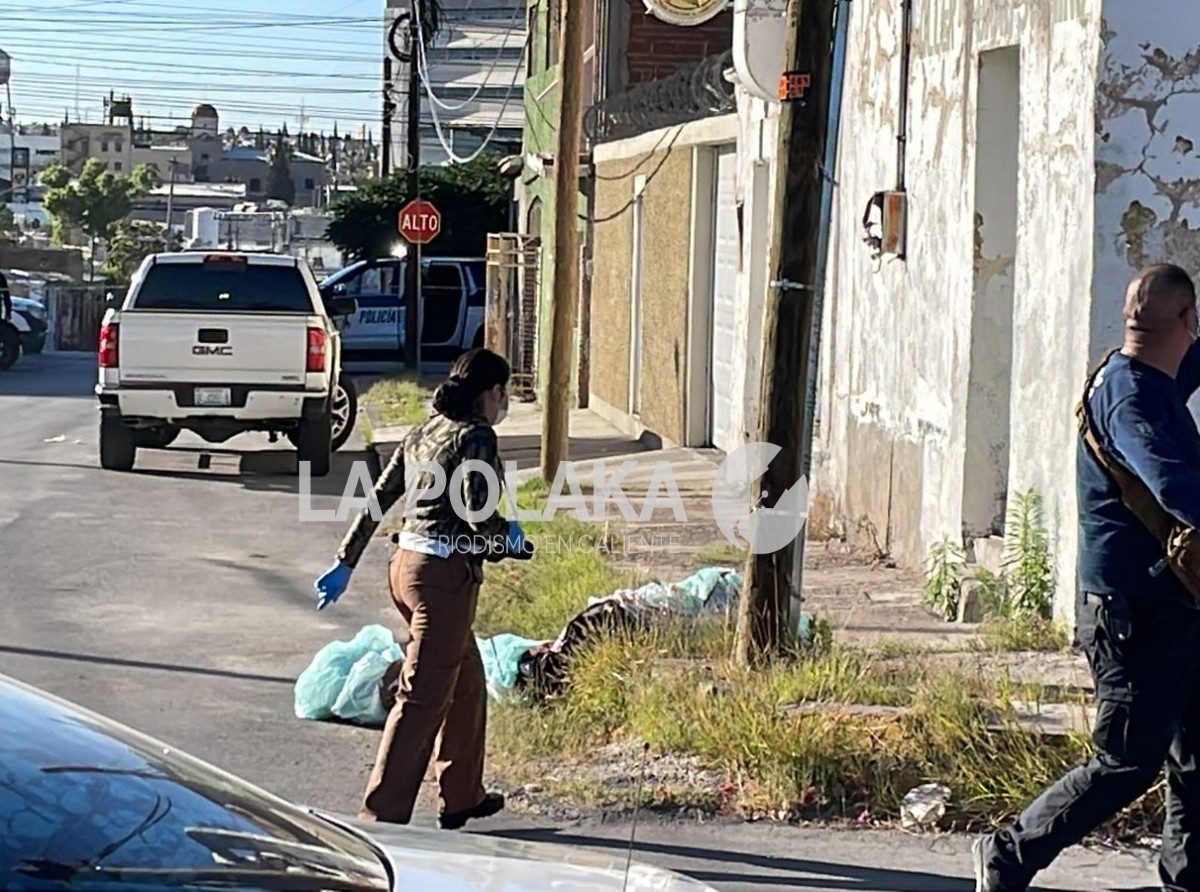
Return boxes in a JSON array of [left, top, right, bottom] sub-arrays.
[[95, 252, 358, 476]]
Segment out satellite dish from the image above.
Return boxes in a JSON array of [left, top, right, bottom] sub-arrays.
[[0, 49, 11, 87]]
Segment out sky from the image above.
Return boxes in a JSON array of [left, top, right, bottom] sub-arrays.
[[1, 0, 387, 139]]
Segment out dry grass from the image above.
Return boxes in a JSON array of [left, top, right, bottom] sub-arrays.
[[477, 484, 1159, 839], [486, 624, 1161, 837], [357, 373, 435, 427], [976, 614, 1071, 653]]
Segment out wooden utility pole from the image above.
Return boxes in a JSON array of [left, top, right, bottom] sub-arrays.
[[734, 0, 846, 666], [540, 0, 586, 481]]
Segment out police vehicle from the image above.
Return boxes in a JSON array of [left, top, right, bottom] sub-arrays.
[[318, 256, 485, 365], [0, 296, 49, 370]]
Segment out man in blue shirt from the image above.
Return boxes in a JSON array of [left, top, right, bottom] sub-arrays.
[[975, 264, 1200, 891]]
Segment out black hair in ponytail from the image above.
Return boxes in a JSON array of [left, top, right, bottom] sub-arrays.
[[431, 348, 511, 420]]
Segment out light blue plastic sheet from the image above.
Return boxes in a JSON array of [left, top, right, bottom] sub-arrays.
[[294, 624, 402, 725], [585, 566, 744, 615], [476, 633, 547, 702]]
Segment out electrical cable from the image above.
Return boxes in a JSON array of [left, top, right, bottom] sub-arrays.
[[414, 9, 526, 164], [417, 2, 526, 113], [2, 2, 529, 134]]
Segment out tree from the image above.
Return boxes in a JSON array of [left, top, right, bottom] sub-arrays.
[[38, 160, 158, 278], [0, 206, 16, 237], [325, 154, 509, 260], [101, 220, 180, 283], [267, 134, 296, 205]]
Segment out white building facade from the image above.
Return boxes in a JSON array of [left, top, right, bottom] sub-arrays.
[[1, 127, 59, 203], [384, 0, 526, 168], [811, 0, 1200, 623]]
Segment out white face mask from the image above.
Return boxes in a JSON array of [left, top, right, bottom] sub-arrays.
[[494, 403, 508, 425]]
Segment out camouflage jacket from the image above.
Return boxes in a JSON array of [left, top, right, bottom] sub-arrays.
[[336, 411, 510, 576]]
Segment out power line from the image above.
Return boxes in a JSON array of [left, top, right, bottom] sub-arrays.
[[5, 49, 378, 79], [414, 12, 526, 163], [416, 2, 526, 113], [12, 87, 380, 120], [17, 74, 383, 96], [1, 39, 379, 64]]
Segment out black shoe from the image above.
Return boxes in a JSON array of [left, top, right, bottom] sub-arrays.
[[438, 792, 505, 830], [973, 834, 1028, 892]]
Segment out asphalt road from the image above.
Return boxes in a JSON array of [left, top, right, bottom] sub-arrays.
[[0, 353, 1164, 891]]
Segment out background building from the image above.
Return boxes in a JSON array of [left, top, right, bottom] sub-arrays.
[[385, 0, 526, 168]]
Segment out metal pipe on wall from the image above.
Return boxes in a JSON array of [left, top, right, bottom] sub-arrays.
[[896, 0, 913, 190]]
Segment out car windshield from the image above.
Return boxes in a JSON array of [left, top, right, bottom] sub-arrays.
[[0, 681, 390, 892], [133, 260, 314, 313], [319, 261, 366, 289]]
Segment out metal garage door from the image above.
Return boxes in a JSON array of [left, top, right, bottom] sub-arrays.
[[709, 145, 740, 453]]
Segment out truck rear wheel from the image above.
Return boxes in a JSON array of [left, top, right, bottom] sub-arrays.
[[330, 374, 357, 452], [99, 413, 137, 471], [296, 411, 332, 477], [288, 376, 357, 453]]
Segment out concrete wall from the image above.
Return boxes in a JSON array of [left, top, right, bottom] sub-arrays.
[[591, 146, 694, 443], [588, 114, 739, 447], [0, 244, 85, 281], [1092, 0, 1200, 352], [813, 0, 1100, 621]]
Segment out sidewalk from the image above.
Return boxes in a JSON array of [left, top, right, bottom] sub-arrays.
[[480, 816, 1161, 891]]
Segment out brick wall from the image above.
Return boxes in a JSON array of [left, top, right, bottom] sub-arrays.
[[622, 2, 732, 85]]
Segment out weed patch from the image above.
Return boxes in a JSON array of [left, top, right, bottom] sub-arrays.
[[694, 542, 746, 568], [488, 631, 1160, 836], [358, 373, 434, 427], [923, 537, 965, 621], [977, 614, 1069, 653], [923, 489, 1060, 649], [476, 479, 626, 639]]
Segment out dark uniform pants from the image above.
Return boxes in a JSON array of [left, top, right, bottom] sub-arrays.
[[359, 549, 488, 824], [983, 591, 1200, 890]]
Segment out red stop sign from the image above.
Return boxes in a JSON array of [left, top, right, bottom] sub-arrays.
[[397, 199, 441, 245]]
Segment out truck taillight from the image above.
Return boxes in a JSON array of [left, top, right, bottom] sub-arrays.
[[99, 322, 119, 368], [306, 327, 326, 373]]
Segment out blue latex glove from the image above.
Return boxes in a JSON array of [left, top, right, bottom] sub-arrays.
[[314, 561, 353, 611]]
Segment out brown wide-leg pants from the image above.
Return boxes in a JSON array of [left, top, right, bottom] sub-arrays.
[[359, 548, 488, 824]]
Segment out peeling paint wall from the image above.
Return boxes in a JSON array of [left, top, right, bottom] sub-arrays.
[[1093, 1, 1200, 351], [814, 0, 1100, 622]]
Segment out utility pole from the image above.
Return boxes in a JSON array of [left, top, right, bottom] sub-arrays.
[[540, 0, 586, 481], [381, 56, 394, 177], [402, 0, 422, 372], [733, 0, 848, 666], [164, 156, 177, 242]]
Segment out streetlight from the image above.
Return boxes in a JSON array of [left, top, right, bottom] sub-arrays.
[[0, 49, 14, 207]]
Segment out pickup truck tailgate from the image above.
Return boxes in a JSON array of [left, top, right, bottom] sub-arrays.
[[117, 312, 311, 386]]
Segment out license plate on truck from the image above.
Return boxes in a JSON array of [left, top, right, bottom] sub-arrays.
[[194, 387, 231, 407]]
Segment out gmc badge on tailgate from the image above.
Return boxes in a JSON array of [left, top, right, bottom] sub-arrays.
[[193, 345, 233, 356]]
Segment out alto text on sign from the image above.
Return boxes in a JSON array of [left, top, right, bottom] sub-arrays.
[[398, 199, 442, 245]]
